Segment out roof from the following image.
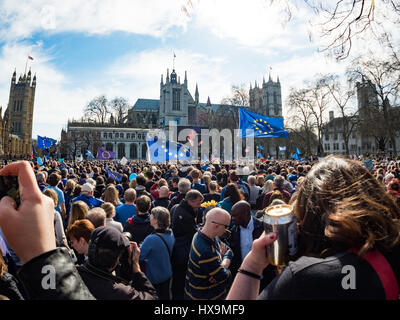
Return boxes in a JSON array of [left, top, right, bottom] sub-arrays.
[[132, 99, 160, 111]]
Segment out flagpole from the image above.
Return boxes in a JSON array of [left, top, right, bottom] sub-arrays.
[[25, 57, 28, 76]]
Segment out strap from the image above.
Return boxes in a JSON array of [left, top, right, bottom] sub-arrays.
[[155, 233, 172, 258], [348, 248, 399, 300]]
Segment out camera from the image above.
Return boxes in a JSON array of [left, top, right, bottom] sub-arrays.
[[115, 232, 134, 280], [0, 176, 20, 206]]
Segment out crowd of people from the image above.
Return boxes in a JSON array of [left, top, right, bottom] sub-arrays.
[[0, 155, 399, 300]]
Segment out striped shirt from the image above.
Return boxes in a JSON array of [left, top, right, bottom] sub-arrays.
[[184, 231, 232, 300]]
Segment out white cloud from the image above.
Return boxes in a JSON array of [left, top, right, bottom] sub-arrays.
[[192, 0, 314, 54], [0, 0, 188, 40], [105, 48, 233, 105]]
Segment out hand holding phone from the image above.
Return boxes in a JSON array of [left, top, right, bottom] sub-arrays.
[[0, 161, 56, 264]]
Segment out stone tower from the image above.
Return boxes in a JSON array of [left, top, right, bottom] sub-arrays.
[[249, 72, 284, 158], [249, 73, 282, 117], [6, 68, 36, 155], [356, 77, 379, 118], [159, 68, 190, 127]]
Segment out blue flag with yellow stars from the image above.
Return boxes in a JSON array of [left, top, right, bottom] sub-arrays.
[[238, 108, 289, 138], [37, 136, 57, 149], [146, 134, 195, 162]]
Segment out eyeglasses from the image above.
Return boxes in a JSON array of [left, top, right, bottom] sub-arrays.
[[212, 221, 230, 229]]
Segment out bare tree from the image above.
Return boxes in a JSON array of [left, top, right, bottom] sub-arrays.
[[321, 74, 358, 155], [110, 97, 130, 125], [347, 53, 400, 155], [84, 95, 110, 125], [221, 84, 250, 108], [268, 0, 400, 60], [286, 87, 316, 155]]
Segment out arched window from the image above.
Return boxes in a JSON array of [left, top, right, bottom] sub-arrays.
[[141, 144, 147, 160], [130, 143, 138, 159], [118, 143, 125, 159]]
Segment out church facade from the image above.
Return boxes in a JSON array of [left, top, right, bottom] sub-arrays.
[[0, 69, 36, 158], [62, 68, 286, 160]]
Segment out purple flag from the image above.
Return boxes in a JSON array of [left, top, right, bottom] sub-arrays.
[[97, 148, 115, 160]]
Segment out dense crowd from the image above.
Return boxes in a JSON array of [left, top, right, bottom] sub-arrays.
[[0, 155, 399, 300]]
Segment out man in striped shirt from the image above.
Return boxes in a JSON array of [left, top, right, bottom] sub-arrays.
[[184, 208, 233, 300]]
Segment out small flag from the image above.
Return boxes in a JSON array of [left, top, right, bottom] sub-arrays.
[[364, 159, 374, 171], [58, 158, 64, 162], [28, 56, 34, 60], [107, 169, 123, 183], [37, 136, 57, 149], [37, 157, 43, 166], [97, 148, 115, 160], [257, 145, 264, 151], [279, 146, 286, 151], [86, 150, 94, 159]]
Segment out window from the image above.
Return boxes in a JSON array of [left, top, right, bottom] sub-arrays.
[[108, 133, 112, 139], [325, 134, 329, 141], [334, 133, 338, 140], [115, 133, 119, 138], [127, 133, 130, 139], [120, 133, 124, 139], [342, 143, 346, 150], [138, 134, 141, 139], [103, 133, 107, 138], [173, 88, 181, 111], [132, 133, 136, 139]]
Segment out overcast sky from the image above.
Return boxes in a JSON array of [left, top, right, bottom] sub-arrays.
[[0, 0, 394, 140]]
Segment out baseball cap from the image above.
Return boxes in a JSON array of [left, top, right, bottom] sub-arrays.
[[81, 183, 94, 194], [90, 226, 130, 251]]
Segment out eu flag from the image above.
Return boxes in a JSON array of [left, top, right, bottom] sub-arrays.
[[146, 135, 195, 162], [37, 136, 57, 149], [107, 169, 123, 183], [238, 108, 289, 138], [97, 148, 115, 160]]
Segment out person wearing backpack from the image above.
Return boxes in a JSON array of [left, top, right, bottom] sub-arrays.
[[139, 207, 175, 300]]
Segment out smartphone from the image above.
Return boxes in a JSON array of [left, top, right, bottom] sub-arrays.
[[0, 176, 20, 207]]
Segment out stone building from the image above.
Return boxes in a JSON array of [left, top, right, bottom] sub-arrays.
[[322, 78, 400, 156], [0, 69, 36, 158], [61, 67, 286, 160], [248, 73, 286, 158]]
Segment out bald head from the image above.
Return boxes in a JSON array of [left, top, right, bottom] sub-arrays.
[[205, 208, 231, 226], [231, 200, 251, 227], [159, 186, 169, 198], [202, 208, 231, 239]]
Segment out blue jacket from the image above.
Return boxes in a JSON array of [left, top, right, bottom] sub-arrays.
[[139, 230, 175, 285], [184, 231, 232, 300]]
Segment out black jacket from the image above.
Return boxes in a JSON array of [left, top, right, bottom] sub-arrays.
[[123, 214, 154, 245], [228, 217, 277, 291], [170, 200, 198, 267], [17, 248, 95, 300], [168, 193, 185, 211], [77, 262, 158, 300], [170, 200, 197, 240], [0, 272, 24, 300], [152, 197, 170, 209]]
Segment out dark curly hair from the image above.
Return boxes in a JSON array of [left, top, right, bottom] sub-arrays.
[[290, 155, 400, 259]]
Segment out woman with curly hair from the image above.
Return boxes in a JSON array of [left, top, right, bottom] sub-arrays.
[[228, 155, 400, 300]]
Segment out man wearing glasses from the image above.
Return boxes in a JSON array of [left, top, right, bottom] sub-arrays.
[[184, 208, 233, 300]]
